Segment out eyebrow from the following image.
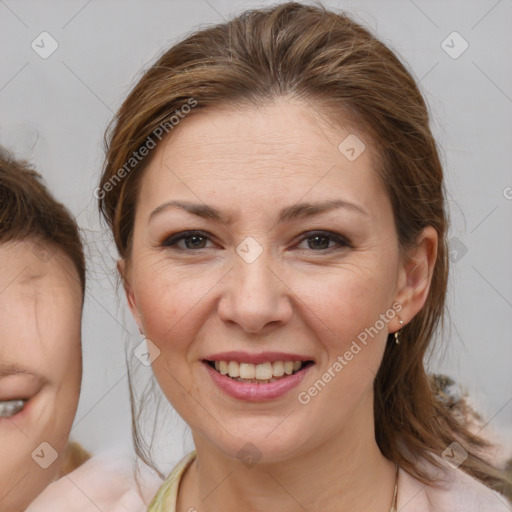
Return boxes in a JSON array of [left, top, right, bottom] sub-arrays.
[[149, 199, 368, 224]]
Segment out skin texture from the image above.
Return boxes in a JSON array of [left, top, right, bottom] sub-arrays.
[[0, 241, 82, 512], [121, 97, 437, 512]]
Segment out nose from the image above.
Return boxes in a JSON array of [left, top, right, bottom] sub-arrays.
[[217, 248, 293, 334]]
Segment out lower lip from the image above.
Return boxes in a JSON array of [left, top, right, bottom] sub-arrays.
[[203, 362, 313, 402]]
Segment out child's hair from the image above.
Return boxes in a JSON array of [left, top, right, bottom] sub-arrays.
[[0, 147, 85, 295], [97, 1, 511, 493]]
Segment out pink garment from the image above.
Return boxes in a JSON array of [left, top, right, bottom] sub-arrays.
[[26, 450, 163, 512], [397, 457, 512, 511], [26, 448, 512, 511]]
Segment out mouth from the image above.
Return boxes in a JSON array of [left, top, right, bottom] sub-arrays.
[[204, 359, 315, 384]]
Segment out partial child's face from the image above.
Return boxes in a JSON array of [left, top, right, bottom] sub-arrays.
[[0, 241, 82, 512], [123, 98, 435, 463]]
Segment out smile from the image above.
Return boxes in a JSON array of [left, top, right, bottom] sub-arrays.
[[206, 360, 313, 383], [203, 359, 315, 401]]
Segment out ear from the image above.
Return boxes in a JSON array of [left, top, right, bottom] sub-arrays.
[[392, 226, 438, 331], [117, 258, 143, 333]]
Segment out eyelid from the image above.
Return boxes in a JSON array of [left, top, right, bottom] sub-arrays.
[[0, 374, 45, 399]]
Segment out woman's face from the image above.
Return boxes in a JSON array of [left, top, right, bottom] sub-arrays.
[[0, 241, 82, 511], [124, 98, 434, 463]]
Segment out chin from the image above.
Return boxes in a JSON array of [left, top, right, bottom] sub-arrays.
[[202, 427, 308, 466]]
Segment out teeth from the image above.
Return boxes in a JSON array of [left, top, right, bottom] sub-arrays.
[[0, 399, 26, 418], [228, 361, 240, 377], [272, 361, 284, 377], [219, 361, 228, 375], [255, 362, 273, 380], [211, 360, 306, 381], [239, 363, 255, 379]]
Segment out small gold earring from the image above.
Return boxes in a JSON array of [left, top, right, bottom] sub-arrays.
[[394, 319, 404, 344]]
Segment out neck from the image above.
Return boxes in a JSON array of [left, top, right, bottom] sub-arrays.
[[177, 395, 396, 512]]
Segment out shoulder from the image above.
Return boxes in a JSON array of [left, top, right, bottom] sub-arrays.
[[397, 456, 511, 512], [27, 449, 163, 512]]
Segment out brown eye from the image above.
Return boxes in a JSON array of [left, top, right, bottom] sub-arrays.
[[307, 234, 330, 250], [296, 231, 351, 251], [161, 231, 214, 250]]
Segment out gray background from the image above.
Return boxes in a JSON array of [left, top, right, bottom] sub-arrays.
[[1, 0, 511, 471]]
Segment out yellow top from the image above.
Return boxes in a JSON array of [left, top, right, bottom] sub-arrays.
[[147, 451, 197, 512], [147, 450, 396, 512]]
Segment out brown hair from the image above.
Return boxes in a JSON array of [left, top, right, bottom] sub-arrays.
[[0, 147, 86, 296], [98, 1, 510, 492]]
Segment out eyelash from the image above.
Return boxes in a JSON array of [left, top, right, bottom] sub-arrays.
[[160, 230, 352, 253]]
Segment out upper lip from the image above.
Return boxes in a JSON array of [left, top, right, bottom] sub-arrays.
[[203, 351, 314, 364]]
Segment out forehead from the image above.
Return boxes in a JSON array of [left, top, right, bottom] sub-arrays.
[[138, 98, 387, 217], [0, 242, 82, 360], [0, 244, 82, 399], [0, 241, 81, 301]]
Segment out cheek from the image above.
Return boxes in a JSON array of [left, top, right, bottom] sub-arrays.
[[0, 448, 32, 510], [291, 259, 397, 347], [0, 400, 68, 509], [135, 264, 220, 347], [0, 431, 32, 477], [292, 270, 393, 424]]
